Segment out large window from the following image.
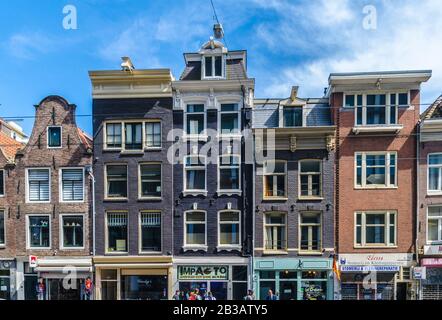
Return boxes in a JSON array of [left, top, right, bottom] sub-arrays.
[[220, 104, 240, 135], [145, 121, 161, 148], [204, 55, 223, 78], [355, 211, 396, 247], [263, 161, 287, 199], [264, 212, 287, 251], [47, 126, 62, 148], [0, 210, 4, 246], [355, 152, 397, 188], [140, 212, 161, 252], [184, 156, 206, 193], [61, 168, 84, 202], [139, 163, 162, 199], [428, 206, 442, 243], [219, 155, 240, 192], [105, 165, 127, 199], [124, 122, 142, 150], [105, 123, 122, 149], [100, 270, 118, 300], [299, 160, 322, 198], [218, 211, 241, 247], [186, 104, 205, 136], [428, 154, 442, 193], [27, 169, 50, 202], [299, 212, 321, 252], [107, 212, 128, 253], [28, 215, 50, 248], [0, 169, 4, 196], [61, 215, 84, 249], [283, 107, 303, 127], [345, 92, 408, 126], [184, 211, 206, 247]]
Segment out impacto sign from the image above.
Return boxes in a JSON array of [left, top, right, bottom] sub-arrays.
[[178, 266, 229, 280]]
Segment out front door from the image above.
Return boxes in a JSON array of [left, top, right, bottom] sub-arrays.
[[48, 279, 81, 300], [396, 282, 408, 300], [210, 282, 228, 300], [24, 275, 38, 300]]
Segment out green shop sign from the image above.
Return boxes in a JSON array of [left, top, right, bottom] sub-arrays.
[[178, 266, 229, 280]]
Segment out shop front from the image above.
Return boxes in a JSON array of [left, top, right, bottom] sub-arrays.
[[174, 257, 250, 300], [420, 257, 442, 300], [253, 257, 334, 300], [94, 256, 173, 300], [0, 259, 15, 300], [338, 253, 414, 300]]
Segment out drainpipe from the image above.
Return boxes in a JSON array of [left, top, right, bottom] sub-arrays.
[[415, 120, 421, 300], [87, 168, 96, 256]]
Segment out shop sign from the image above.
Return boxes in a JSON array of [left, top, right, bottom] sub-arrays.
[[421, 258, 442, 267], [178, 266, 228, 280], [423, 245, 442, 256], [412, 267, 426, 280], [340, 265, 400, 272], [339, 253, 413, 267], [29, 255, 38, 268]]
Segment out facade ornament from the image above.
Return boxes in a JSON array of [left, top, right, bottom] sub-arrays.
[[326, 135, 336, 152], [290, 136, 297, 153]]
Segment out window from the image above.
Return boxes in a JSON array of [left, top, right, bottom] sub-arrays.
[[145, 121, 161, 148], [106, 123, 122, 149], [428, 206, 442, 243], [61, 215, 84, 248], [204, 55, 223, 78], [300, 212, 321, 252], [105, 165, 127, 199], [428, 154, 442, 193], [186, 104, 205, 136], [283, 107, 303, 127], [100, 270, 118, 300], [139, 163, 162, 199], [218, 211, 241, 247], [355, 211, 396, 247], [355, 152, 397, 188], [107, 212, 128, 253], [220, 104, 240, 135], [263, 161, 287, 199], [124, 122, 142, 150], [61, 168, 84, 202], [299, 160, 322, 198], [264, 212, 287, 251], [140, 212, 161, 252], [47, 126, 62, 148], [184, 156, 206, 192], [27, 169, 50, 202], [184, 211, 206, 247], [219, 155, 240, 191], [0, 169, 4, 196], [28, 215, 50, 248], [0, 210, 4, 246]]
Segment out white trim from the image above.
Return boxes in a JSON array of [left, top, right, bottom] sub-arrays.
[[298, 211, 322, 254], [59, 213, 86, 250], [427, 153, 442, 195], [26, 214, 51, 250], [263, 211, 288, 253], [138, 162, 162, 200], [104, 163, 128, 201], [354, 151, 397, 189], [47, 126, 62, 149], [183, 101, 208, 142], [262, 160, 287, 200], [218, 154, 241, 194], [105, 210, 129, 254], [59, 167, 85, 203], [217, 98, 242, 139], [217, 210, 242, 250], [354, 211, 397, 248], [298, 159, 323, 199], [426, 205, 442, 244], [26, 167, 51, 203], [144, 119, 162, 150], [201, 54, 225, 80], [183, 155, 207, 196], [138, 210, 163, 254], [183, 210, 207, 251]]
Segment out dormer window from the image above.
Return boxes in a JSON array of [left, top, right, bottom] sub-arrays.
[[203, 55, 224, 79], [47, 126, 62, 148], [283, 107, 303, 127]]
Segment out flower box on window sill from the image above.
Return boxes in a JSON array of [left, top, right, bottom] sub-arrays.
[[183, 245, 208, 252], [352, 124, 403, 135], [217, 190, 242, 196], [216, 245, 242, 252], [183, 191, 208, 197]]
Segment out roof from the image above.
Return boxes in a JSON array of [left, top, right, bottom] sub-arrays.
[[179, 58, 247, 81], [77, 128, 93, 151], [421, 95, 442, 120], [328, 70, 432, 86], [0, 130, 23, 162]]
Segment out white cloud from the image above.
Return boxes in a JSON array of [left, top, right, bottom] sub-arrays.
[[6, 32, 55, 60]]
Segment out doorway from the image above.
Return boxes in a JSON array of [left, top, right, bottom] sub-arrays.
[[396, 282, 408, 300]]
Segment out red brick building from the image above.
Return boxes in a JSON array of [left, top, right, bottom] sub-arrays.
[[329, 71, 431, 300]]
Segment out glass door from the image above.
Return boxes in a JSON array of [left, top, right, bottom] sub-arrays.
[[209, 282, 228, 300], [0, 270, 10, 300]]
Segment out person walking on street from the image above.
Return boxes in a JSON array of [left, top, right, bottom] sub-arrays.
[[244, 290, 255, 300], [36, 278, 45, 301], [172, 290, 181, 300], [204, 292, 216, 300], [265, 289, 277, 301]]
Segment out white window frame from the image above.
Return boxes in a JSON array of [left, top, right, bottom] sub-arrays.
[[354, 211, 397, 248], [217, 210, 242, 250], [59, 167, 85, 203], [0, 169, 4, 197], [344, 92, 410, 126], [26, 214, 51, 250], [59, 213, 85, 250], [263, 212, 288, 252], [263, 160, 287, 200], [279, 105, 304, 128], [0, 209, 5, 247], [355, 151, 397, 189], [218, 103, 241, 138], [105, 211, 129, 254], [144, 120, 162, 149], [183, 210, 208, 251], [183, 155, 207, 196], [298, 211, 322, 253], [123, 121, 144, 152], [138, 162, 162, 200], [202, 55, 225, 79], [138, 210, 162, 254], [298, 160, 323, 199], [104, 121, 123, 151], [47, 126, 62, 149], [428, 153, 442, 195], [184, 103, 207, 141], [218, 154, 241, 194], [104, 163, 128, 200], [427, 206, 442, 244], [26, 168, 51, 203]]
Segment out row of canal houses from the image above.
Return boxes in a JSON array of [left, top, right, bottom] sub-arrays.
[[1, 29, 442, 300]]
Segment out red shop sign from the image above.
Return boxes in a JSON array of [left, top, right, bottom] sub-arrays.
[[421, 258, 442, 267]]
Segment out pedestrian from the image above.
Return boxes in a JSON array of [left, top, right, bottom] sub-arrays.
[[244, 289, 255, 300], [265, 289, 277, 301], [179, 291, 187, 300], [84, 277, 93, 300], [194, 288, 202, 300], [188, 291, 197, 301], [36, 278, 45, 301], [204, 291, 216, 300], [172, 290, 181, 300]]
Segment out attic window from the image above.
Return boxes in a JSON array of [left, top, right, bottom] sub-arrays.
[[204, 55, 223, 78], [283, 107, 303, 127], [47, 126, 62, 148]]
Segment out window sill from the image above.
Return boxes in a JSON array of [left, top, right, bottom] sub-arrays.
[[138, 197, 162, 202], [263, 250, 288, 255], [105, 251, 129, 255], [104, 198, 128, 202], [103, 148, 122, 152], [263, 197, 288, 201], [217, 245, 242, 252], [352, 125, 403, 135], [60, 200, 85, 204], [144, 147, 162, 151], [139, 251, 163, 255], [183, 245, 208, 252], [354, 245, 398, 249], [355, 186, 398, 190], [120, 150, 145, 155], [183, 135, 208, 142], [27, 247, 51, 250], [427, 192, 442, 196], [26, 201, 51, 204], [298, 197, 324, 201], [217, 134, 242, 140], [298, 251, 323, 256], [217, 190, 242, 196], [183, 191, 208, 197], [60, 247, 85, 251]]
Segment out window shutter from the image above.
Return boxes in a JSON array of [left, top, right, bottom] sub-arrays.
[[62, 169, 83, 201], [28, 169, 49, 201]]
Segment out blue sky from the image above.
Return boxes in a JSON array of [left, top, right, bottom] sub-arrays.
[[1, 0, 442, 135]]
